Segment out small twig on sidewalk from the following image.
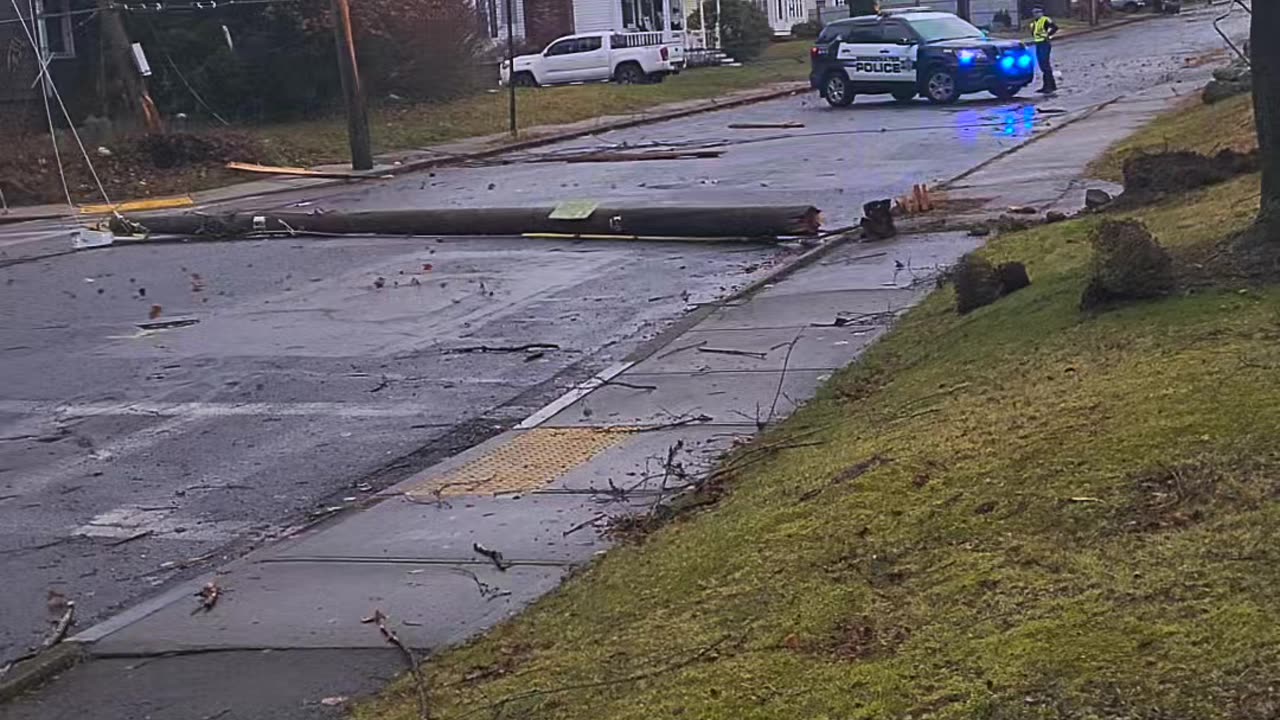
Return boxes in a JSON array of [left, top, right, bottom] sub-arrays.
[[768, 332, 802, 423], [698, 346, 769, 359], [602, 379, 658, 391], [364, 609, 429, 719], [563, 513, 608, 537], [655, 339, 707, 360], [450, 567, 513, 601], [473, 543, 510, 571], [637, 413, 714, 432]]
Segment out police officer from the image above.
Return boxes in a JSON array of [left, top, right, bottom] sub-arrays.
[[1031, 5, 1059, 94]]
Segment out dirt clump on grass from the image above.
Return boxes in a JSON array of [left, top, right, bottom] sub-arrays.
[[825, 617, 911, 661], [953, 254, 1032, 314], [1080, 219, 1175, 310], [1117, 149, 1258, 208]]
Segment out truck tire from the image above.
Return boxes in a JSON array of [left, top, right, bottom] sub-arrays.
[[614, 62, 645, 84], [513, 72, 537, 87], [924, 68, 959, 104], [823, 73, 855, 107], [646, 72, 667, 83]]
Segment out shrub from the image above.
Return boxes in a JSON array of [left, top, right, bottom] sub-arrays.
[[125, 0, 485, 123], [688, 0, 772, 62], [1080, 219, 1175, 310], [791, 20, 823, 38], [849, 0, 879, 16]]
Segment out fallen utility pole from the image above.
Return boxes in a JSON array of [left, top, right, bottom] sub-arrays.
[[109, 206, 822, 240]]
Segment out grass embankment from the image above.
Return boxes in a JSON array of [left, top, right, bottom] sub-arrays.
[[1089, 92, 1256, 181], [361, 95, 1280, 719], [247, 41, 811, 164]]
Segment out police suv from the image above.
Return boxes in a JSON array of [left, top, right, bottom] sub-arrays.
[[809, 9, 1037, 107]]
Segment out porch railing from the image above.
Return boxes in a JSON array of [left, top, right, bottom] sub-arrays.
[[612, 31, 667, 47]]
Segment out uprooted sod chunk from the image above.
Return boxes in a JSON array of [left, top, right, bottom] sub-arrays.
[[1080, 219, 1175, 310]]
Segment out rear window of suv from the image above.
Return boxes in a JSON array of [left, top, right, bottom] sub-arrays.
[[817, 20, 877, 43], [816, 21, 852, 43]]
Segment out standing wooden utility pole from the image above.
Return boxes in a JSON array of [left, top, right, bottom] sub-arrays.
[[1088, 0, 1098, 26], [505, 0, 516, 136], [330, 0, 372, 171]]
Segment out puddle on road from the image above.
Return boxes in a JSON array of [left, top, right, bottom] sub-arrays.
[[954, 105, 1041, 145]]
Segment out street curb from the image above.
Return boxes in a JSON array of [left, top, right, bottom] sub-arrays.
[[0, 643, 85, 703], [0, 84, 808, 227]]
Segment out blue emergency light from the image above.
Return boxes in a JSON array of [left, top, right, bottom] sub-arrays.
[[958, 49, 979, 66], [1000, 55, 1016, 71], [1018, 53, 1033, 69]]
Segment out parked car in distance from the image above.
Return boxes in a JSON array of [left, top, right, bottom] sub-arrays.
[[499, 32, 685, 87]]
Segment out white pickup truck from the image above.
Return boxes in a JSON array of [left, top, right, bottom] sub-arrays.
[[500, 32, 685, 87]]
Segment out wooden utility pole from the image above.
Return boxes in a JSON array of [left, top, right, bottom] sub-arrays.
[[330, 0, 372, 171], [505, 0, 516, 136], [1088, 0, 1098, 26], [95, 0, 147, 128]]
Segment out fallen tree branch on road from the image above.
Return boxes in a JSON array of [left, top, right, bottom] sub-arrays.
[[108, 205, 822, 241]]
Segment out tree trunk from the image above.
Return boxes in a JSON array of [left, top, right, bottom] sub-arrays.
[[1254, 1, 1280, 235]]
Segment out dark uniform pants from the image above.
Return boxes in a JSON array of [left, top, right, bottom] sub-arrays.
[[1036, 40, 1057, 91]]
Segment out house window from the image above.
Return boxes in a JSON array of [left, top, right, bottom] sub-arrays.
[[38, 0, 74, 60]]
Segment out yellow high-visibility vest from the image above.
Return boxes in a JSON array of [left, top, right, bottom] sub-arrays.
[[1032, 16, 1054, 43]]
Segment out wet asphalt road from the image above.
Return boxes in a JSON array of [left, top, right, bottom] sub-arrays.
[[0, 7, 1244, 667]]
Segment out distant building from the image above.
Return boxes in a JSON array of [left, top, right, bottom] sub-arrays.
[[0, 0, 91, 118]]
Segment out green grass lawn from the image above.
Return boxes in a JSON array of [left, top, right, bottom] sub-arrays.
[[1089, 93, 1256, 181], [246, 41, 812, 165], [358, 103, 1280, 719]]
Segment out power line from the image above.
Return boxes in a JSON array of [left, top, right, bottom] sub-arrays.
[[0, 0, 303, 23]]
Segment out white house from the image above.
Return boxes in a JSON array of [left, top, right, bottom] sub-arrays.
[[481, 0, 693, 47]]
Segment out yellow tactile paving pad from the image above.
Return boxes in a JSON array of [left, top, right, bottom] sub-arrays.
[[405, 428, 633, 497]]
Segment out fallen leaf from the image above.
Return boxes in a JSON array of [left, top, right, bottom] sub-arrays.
[[319, 696, 348, 707], [149, 304, 163, 320]]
